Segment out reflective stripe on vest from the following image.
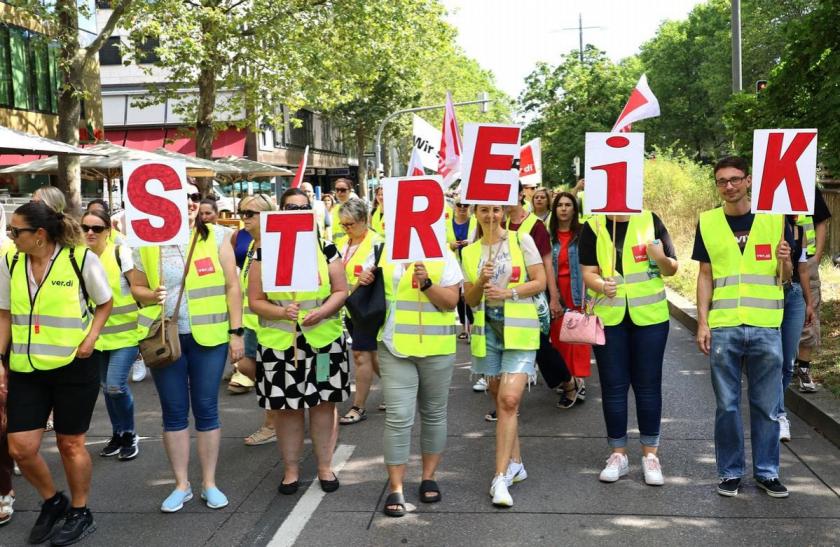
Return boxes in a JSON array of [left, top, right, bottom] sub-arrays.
[[797, 215, 816, 255], [257, 242, 342, 351], [96, 242, 140, 351], [240, 241, 259, 330], [139, 225, 229, 345], [9, 246, 91, 372], [462, 232, 540, 357], [586, 212, 668, 327], [699, 208, 784, 328], [380, 258, 457, 357]]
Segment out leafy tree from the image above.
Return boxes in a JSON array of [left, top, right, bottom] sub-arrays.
[[518, 46, 641, 185]]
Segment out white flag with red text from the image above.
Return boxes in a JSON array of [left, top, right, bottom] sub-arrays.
[[612, 74, 660, 133], [290, 145, 309, 189], [406, 146, 425, 177], [437, 92, 462, 187]]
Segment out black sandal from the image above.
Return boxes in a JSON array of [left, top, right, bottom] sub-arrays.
[[319, 473, 340, 493], [419, 480, 441, 503], [383, 492, 406, 517]]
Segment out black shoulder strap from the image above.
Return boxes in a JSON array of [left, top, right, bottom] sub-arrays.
[[374, 241, 385, 266], [69, 247, 93, 312], [8, 251, 20, 277]]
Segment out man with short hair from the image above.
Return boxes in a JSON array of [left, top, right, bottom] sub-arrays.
[[330, 178, 355, 246], [693, 156, 793, 499]]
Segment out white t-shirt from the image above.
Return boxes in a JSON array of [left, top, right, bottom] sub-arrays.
[[379, 250, 463, 358], [0, 245, 113, 310], [462, 231, 542, 307]]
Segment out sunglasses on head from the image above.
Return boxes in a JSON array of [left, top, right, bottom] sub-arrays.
[[238, 210, 260, 219], [283, 203, 312, 211], [188, 193, 202, 202], [81, 224, 108, 234], [9, 226, 36, 238]]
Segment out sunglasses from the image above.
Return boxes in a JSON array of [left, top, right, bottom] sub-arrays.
[[455, 203, 469, 208], [188, 193, 202, 202], [81, 224, 108, 234], [9, 226, 36, 238], [238, 210, 260, 219], [335, 188, 349, 193], [283, 204, 312, 211]]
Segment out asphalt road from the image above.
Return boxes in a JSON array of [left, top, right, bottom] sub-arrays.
[[3, 318, 840, 546]]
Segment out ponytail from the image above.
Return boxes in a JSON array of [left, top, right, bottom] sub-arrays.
[[15, 201, 82, 247]]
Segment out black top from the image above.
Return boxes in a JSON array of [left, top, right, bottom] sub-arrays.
[[579, 213, 676, 275], [814, 188, 831, 224], [691, 211, 796, 263]]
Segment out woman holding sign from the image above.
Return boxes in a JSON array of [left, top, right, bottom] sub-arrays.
[[132, 183, 244, 513], [248, 188, 349, 495], [462, 204, 545, 508], [579, 210, 677, 486], [338, 199, 384, 425], [81, 209, 142, 461]]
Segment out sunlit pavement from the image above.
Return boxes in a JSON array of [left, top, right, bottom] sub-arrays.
[[3, 319, 840, 546]]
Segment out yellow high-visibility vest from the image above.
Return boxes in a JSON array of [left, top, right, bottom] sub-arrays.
[[95, 242, 139, 350]]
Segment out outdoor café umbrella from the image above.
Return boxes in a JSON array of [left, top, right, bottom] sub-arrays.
[[0, 125, 106, 156]]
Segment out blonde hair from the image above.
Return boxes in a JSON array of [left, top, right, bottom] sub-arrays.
[[34, 186, 67, 214], [239, 194, 275, 212]]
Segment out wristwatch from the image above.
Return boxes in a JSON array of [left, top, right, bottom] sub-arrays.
[[419, 278, 433, 292], [511, 288, 520, 301], [228, 327, 245, 336]]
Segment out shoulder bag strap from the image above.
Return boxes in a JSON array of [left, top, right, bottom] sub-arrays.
[[169, 231, 200, 323], [69, 247, 94, 313]]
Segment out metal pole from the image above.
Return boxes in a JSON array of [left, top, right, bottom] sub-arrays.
[[373, 98, 492, 193], [578, 13, 584, 64], [731, 0, 742, 92]]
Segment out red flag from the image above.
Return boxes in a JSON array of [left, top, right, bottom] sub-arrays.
[[612, 74, 660, 133], [437, 92, 462, 186], [290, 145, 309, 189], [406, 146, 425, 176]]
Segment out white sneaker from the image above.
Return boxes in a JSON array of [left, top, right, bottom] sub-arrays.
[[641, 454, 664, 486], [599, 452, 629, 483], [131, 357, 147, 382], [472, 377, 488, 392], [505, 460, 528, 486], [490, 474, 513, 507], [779, 415, 791, 442]]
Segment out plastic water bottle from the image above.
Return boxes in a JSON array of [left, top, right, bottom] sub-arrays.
[[648, 239, 661, 278]]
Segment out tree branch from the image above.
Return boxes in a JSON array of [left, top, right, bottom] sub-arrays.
[[85, 0, 135, 60]]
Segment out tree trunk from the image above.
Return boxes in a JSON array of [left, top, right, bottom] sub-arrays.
[[55, 0, 83, 215], [194, 16, 218, 196], [381, 138, 391, 178], [355, 128, 368, 201]]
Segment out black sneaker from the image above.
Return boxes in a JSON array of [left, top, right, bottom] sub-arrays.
[[118, 432, 139, 461], [50, 507, 96, 546], [99, 435, 121, 457], [28, 492, 69, 544], [756, 477, 789, 498], [717, 477, 741, 497]]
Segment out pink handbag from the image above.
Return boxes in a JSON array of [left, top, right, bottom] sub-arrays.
[[557, 270, 605, 346]]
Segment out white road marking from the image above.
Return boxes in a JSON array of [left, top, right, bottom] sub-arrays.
[[267, 444, 356, 547]]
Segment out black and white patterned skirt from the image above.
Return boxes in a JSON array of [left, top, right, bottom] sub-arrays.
[[255, 331, 349, 410]]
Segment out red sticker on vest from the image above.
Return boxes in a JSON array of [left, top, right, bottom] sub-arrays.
[[412, 278, 419, 289], [194, 257, 216, 276], [510, 266, 521, 283], [754, 244, 772, 261], [354, 264, 362, 277], [631, 244, 648, 263]]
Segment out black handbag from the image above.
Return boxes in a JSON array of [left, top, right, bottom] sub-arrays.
[[345, 242, 386, 336]]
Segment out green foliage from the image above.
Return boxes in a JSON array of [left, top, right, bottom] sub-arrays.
[[518, 46, 641, 186]]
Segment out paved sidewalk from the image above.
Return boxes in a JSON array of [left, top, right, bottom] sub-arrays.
[[3, 319, 840, 546]]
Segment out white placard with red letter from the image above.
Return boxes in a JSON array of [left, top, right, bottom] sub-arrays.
[[459, 123, 522, 205], [259, 212, 318, 292], [583, 133, 645, 215], [122, 160, 189, 247], [519, 138, 542, 186], [383, 176, 447, 264], [751, 129, 818, 215]]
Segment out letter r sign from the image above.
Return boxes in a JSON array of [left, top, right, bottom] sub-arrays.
[[383, 176, 447, 264], [751, 129, 817, 215]]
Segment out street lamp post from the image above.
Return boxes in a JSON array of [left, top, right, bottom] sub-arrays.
[[372, 96, 492, 199]]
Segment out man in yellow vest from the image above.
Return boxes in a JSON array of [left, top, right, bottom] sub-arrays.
[[795, 187, 831, 392], [694, 156, 794, 499]]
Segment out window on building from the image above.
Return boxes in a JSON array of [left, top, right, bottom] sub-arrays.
[[95, 1, 112, 8], [31, 35, 51, 112], [289, 109, 314, 147], [138, 37, 159, 64], [99, 36, 122, 66], [0, 24, 60, 114], [48, 42, 59, 113], [9, 27, 29, 110], [0, 26, 11, 107]]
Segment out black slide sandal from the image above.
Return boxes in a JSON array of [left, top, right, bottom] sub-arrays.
[[419, 480, 441, 503], [383, 492, 406, 517]]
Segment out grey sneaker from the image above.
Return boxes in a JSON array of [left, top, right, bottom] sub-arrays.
[[797, 367, 817, 392]]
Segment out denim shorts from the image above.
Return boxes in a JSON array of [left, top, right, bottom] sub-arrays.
[[471, 307, 536, 378], [244, 327, 258, 359]]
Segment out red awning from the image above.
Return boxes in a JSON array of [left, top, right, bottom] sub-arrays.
[[104, 130, 126, 146], [0, 153, 44, 166], [212, 128, 246, 158], [163, 128, 196, 155], [123, 128, 165, 151]]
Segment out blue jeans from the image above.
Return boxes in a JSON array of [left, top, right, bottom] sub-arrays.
[[592, 317, 669, 448], [150, 334, 228, 432], [99, 346, 139, 435], [779, 283, 806, 415], [709, 326, 782, 480]]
